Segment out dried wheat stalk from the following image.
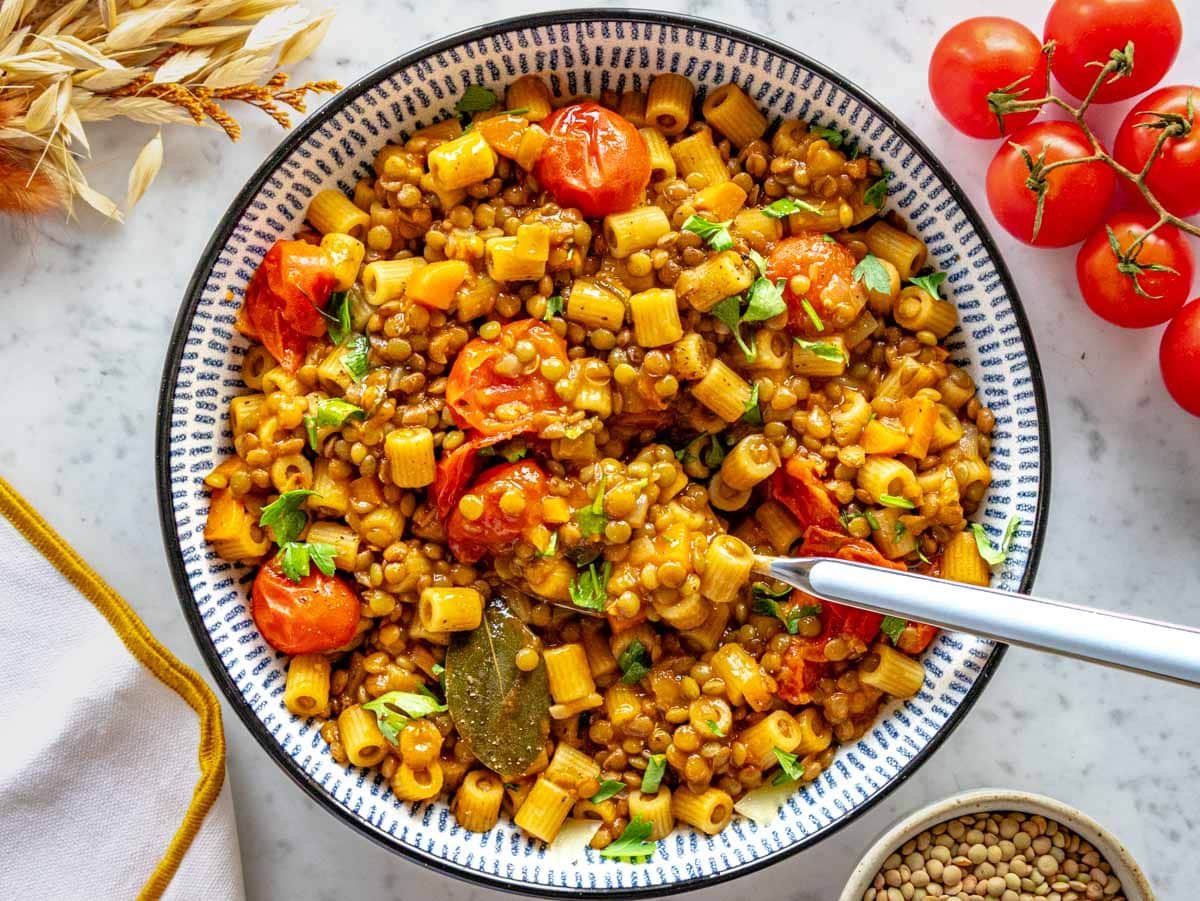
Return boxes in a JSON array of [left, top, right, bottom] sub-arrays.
[[0, 0, 339, 221]]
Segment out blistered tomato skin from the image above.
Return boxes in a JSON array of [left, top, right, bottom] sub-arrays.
[[445, 461, 550, 563], [534, 102, 652, 218], [251, 561, 360, 654], [240, 240, 337, 372]]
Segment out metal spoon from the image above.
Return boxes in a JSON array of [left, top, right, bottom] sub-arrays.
[[753, 554, 1200, 688]]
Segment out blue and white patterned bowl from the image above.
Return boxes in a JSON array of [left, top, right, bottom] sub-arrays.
[[157, 10, 1051, 896]]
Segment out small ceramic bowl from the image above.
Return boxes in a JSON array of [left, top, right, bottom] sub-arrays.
[[839, 788, 1155, 901]]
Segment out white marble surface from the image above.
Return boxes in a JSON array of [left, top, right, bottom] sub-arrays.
[[2, 0, 1198, 897]]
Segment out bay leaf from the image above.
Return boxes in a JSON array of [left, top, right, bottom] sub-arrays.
[[445, 600, 550, 777]]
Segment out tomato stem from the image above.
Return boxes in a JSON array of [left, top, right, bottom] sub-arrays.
[[1005, 41, 1200, 254]]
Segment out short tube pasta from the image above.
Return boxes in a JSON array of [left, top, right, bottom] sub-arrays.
[[691, 359, 753, 422], [864, 221, 928, 281], [646, 73, 694, 135], [793, 708, 833, 754], [942, 529, 991, 586], [392, 761, 444, 801], [711, 643, 772, 711], [701, 83, 768, 147], [566, 279, 626, 329], [544, 742, 600, 788], [639, 127, 676, 182], [894, 286, 958, 338], [307, 189, 370, 239], [669, 129, 728, 186], [671, 787, 733, 835], [604, 206, 670, 258], [543, 643, 595, 704], [720, 435, 780, 490], [740, 710, 801, 769], [284, 653, 331, 716], [363, 257, 426, 305], [629, 288, 683, 347], [513, 776, 574, 843], [455, 769, 505, 832], [385, 427, 436, 488], [675, 250, 754, 312], [628, 787, 674, 840], [860, 643, 927, 697], [700, 535, 754, 603], [338, 705, 387, 768], [858, 456, 921, 505], [418, 587, 483, 632], [427, 131, 498, 190]]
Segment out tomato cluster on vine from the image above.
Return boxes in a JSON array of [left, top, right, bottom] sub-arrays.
[[929, 0, 1199, 416]]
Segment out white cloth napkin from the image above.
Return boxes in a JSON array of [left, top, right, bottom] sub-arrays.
[[0, 479, 245, 901]]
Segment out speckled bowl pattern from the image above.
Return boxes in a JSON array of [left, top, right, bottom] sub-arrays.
[[156, 10, 1051, 896], [838, 789, 1155, 901]]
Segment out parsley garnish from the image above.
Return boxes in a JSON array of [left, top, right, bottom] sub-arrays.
[[362, 690, 448, 746], [879, 494, 915, 510], [744, 275, 787, 323], [577, 475, 607, 538], [752, 582, 806, 634], [260, 490, 316, 545], [455, 84, 497, 115], [543, 294, 564, 320], [840, 509, 880, 532], [894, 519, 908, 543], [304, 397, 366, 450], [682, 214, 734, 251], [771, 747, 805, 785], [853, 254, 892, 295], [569, 560, 610, 611], [706, 719, 726, 737], [321, 291, 351, 345], [702, 435, 726, 469], [742, 383, 763, 425], [341, 333, 370, 382], [972, 516, 1021, 566], [675, 437, 701, 464], [540, 532, 558, 557], [712, 295, 756, 362], [761, 197, 823, 219], [880, 615, 907, 644], [809, 124, 844, 147], [863, 171, 891, 208], [276, 540, 336, 582], [793, 338, 846, 363], [591, 780, 625, 803], [909, 271, 948, 297], [641, 754, 666, 794], [916, 547, 933, 565], [801, 298, 824, 331], [599, 816, 656, 861], [618, 638, 652, 684]]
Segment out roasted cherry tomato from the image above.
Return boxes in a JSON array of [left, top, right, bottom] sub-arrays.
[[776, 525, 914, 703], [986, 122, 1116, 247], [445, 460, 550, 563], [928, 17, 1049, 138], [1044, 0, 1182, 104], [1160, 299, 1200, 417], [534, 102, 651, 218], [1076, 212, 1194, 328], [1113, 86, 1200, 218], [766, 232, 865, 333], [445, 319, 570, 437], [240, 240, 337, 372], [431, 432, 514, 520], [769, 455, 842, 531], [251, 560, 360, 654]]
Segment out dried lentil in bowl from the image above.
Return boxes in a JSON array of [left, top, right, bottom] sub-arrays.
[[864, 811, 1127, 901]]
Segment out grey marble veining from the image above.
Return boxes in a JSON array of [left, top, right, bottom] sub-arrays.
[[2, 0, 1198, 897]]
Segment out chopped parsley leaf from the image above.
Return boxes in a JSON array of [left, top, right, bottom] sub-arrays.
[[641, 754, 667, 794], [599, 816, 656, 861], [455, 84, 497, 114], [618, 638, 652, 685], [761, 196, 823, 219], [742, 383, 763, 425], [591, 780, 626, 803], [793, 337, 846, 363], [577, 475, 608, 538], [909, 271, 948, 297], [772, 747, 805, 784], [682, 214, 734, 251], [972, 516, 1022, 566], [880, 615, 907, 644], [543, 294, 564, 320], [853, 253, 892, 295], [569, 560, 611, 611], [878, 494, 915, 510]]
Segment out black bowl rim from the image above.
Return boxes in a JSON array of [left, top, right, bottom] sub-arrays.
[[156, 8, 1052, 898]]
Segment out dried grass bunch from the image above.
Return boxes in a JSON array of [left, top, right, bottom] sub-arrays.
[[0, 0, 339, 221]]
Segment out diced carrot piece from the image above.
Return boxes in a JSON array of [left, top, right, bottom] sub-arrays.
[[406, 259, 469, 310]]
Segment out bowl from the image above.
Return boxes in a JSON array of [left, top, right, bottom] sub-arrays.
[[156, 9, 1051, 896], [838, 789, 1155, 901]]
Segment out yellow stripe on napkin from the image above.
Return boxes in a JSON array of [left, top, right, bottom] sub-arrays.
[[0, 476, 226, 901]]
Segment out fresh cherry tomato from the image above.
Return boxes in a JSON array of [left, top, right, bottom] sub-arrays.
[[1044, 0, 1182, 104], [928, 17, 1049, 138], [534, 102, 651, 218], [1113, 86, 1200, 217], [1160, 299, 1200, 416], [986, 122, 1116, 247], [769, 455, 842, 531], [240, 240, 337, 372], [445, 460, 550, 563], [766, 232, 864, 333], [251, 560, 360, 654], [1076, 212, 1194, 328], [445, 319, 570, 438]]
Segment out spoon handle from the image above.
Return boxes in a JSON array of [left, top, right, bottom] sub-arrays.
[[756, 556, 1200, 688]]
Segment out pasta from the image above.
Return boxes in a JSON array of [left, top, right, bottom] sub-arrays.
[[203, 72, 1002, 854]]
